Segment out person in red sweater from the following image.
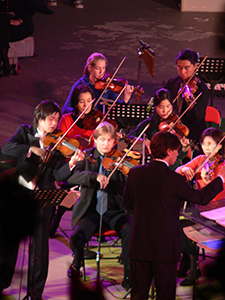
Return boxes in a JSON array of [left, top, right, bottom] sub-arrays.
[[176, 127, 225, 286], [49, 84, 95, 237], [59, 84, 95, 149], [176, 127, 225, 201]]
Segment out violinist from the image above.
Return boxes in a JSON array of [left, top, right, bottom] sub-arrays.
[[175, 127, 225, 287], [67, 121, 133, 292], [62, 52, 134, 114], [49, 85, 96, 237], [128, 88, 191, 170], [1, 101, 84, 299], [59, 84, 96, 148], [165, 49, 210, 143]]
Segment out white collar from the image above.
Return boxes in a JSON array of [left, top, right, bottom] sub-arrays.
[[154, 158, 169, 167]]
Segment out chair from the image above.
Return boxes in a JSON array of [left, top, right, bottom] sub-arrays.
[[82, 228, 121, 281], [8, 36, 34, 71], [205, 106, 222, 128]]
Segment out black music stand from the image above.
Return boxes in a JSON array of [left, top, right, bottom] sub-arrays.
[[137, 40, 155, 103], [197, 57, 225, 105], [23, 189, 69, 300], [106, 103, 151, 130]]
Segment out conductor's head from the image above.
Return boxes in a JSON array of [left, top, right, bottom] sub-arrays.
[[150, 131, 181, 165]]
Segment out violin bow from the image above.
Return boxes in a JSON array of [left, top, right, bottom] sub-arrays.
[[49, 99, 95, 154], [93, 57, 126, 109], [86, 86, 127, 146], [107, 124, 150, 180], [168, 92, 202, 132], [172, 55, 208, 104], [101, 85, 126, 122]]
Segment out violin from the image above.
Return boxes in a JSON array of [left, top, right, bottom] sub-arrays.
[[94, 73, 145, 100], [43, 130, 96, 164], [102, 149, 139, 176], [180, 76, 200, 110], [82, 110, 118, 131], [204, 153, 223, 180], [158, 113, 199, 150]]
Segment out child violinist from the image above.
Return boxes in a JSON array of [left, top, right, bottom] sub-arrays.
[[128, 88, 191, 170], [175, 127, 225, 287]]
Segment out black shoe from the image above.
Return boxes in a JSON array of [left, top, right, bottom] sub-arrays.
[[180, 269, 201, 286], [37, 5, 54, 14], [122, 277, 131, 291], [177, 253, 190, 278], [67, 263, 81, 278]]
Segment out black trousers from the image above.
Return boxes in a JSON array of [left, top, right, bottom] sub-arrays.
[[28, 206, 53, 297], [130, 258, 177, 300], [70, 211, 133, 278], [0, 238, 20, 292]]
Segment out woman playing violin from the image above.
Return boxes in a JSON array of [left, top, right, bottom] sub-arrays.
[[176, 127, 225, 201], [49, 84, 95, 237], [62, 52, 134, 114], [165, 49, 209, 142], [59, 84, 95, 149], [175, 127, 225, 287], [128, 88, 191, 170]]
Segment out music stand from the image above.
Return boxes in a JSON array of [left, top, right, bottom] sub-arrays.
[[106, 103, 151, 130], [197, 57, 225, 105], [137, 40, 155, 103], [23, 189, 69, 300]]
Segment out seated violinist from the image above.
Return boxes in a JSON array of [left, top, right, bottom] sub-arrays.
[[175, 127, 225, 286], [49, 84, 121, 237], [165, 48, 209, 143], [66, 121, 133, 292], [62, 52, 134, 114], [59, 84, 96, 149], [49, 84, 95, 237], [128, 88, 191, 170]]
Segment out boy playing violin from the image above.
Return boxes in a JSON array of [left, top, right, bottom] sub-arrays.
[[1, 100, 84, 299], [67, 121, 133, 291]]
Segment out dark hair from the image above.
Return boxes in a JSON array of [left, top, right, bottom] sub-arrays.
[[71, 84, 95, 115], [33, 100, 61, 130], [153, 88, 172, 107], [175, 49, 198, 65], [200, 127, 225, 157], [150, 131, 180, 159], [83, 52, 107, 76]]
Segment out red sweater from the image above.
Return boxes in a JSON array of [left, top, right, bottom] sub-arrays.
[[180, 155, 225, 201], [59, 113, 95, 149]]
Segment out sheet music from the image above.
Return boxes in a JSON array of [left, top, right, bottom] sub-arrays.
[[200, 206, 225, 227]]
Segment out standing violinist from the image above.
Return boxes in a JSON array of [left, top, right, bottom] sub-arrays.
[[62, 52, 134, 114], [165, 48, 209, 143], [49, 84, 96, 237], [1, 100, 84, 299], [66, 121, 133, 292], [175, 127, 225, 286], [128, 88, 190, 170]]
